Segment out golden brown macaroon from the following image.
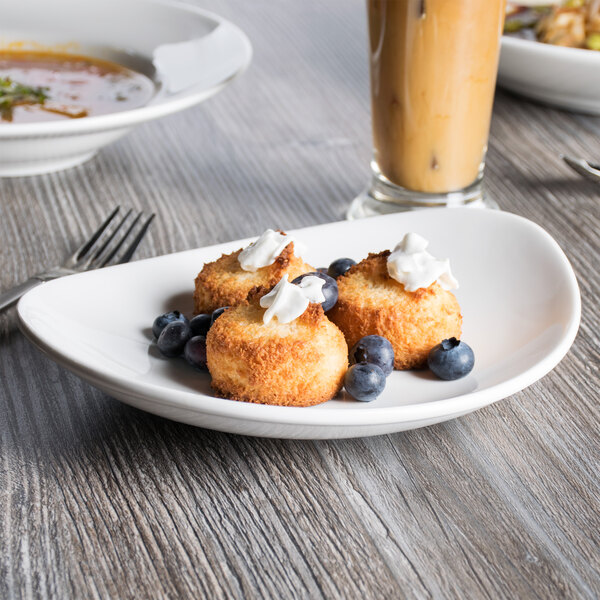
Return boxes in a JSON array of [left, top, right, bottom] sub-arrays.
[[206, 299, 348, 407], [194, 241, 313, 314], [327, 251, 462, 370]]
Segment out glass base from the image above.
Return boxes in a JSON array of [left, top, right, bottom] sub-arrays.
[[347, 171, 498, 219]]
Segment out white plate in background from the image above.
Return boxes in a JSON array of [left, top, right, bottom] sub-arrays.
[[17, 208, 580, 439], [499, 36, 600, 114]]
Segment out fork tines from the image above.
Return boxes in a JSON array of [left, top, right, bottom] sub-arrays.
[[74, 207, 155, 270]]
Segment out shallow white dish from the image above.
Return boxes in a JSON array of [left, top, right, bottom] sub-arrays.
[[499, 36, 600, 114], [17, 208, 580, 439], [0, 0, 252, 176]]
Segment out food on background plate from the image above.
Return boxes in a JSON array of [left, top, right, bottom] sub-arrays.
[[193, 229, 314, 314], [0, 50, 155, 123], [328, 233, 463, 370], [505, 1, 600, 50]]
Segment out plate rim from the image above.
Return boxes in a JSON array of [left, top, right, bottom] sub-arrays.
[[17, 208, 581, 428]]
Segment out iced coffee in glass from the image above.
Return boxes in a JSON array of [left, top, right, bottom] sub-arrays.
[[349, 0, 506, 217]]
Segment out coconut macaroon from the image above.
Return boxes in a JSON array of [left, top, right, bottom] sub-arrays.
[[328, 233, 462, 370], [206, 276, 348, 407], [194, 229, 313, 314]]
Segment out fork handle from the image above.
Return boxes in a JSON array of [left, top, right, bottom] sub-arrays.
[[0, 278, 43, 312]]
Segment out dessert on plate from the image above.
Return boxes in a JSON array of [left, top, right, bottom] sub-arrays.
[[193, 229, 313, 314], [328, 233, 462, 370], [154, 229, 472, 408], [206, 274, 348, 407]]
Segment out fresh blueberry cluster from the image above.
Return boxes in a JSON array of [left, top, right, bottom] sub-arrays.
[[344, 335, 394, 402], [343, 334, 475, 402], [152, 307, 229, 369], [151, 310, 187, 339]]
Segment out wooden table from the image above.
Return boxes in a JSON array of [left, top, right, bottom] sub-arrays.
[[1, 1, 599, 598]]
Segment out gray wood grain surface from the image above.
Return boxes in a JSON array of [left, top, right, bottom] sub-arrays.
[[1, 0, 599, 598]]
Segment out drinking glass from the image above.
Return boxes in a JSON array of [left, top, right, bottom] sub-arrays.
[[348, 0, 506, 218]]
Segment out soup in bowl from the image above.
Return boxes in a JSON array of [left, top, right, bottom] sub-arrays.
[[0, 50, 156, 123]]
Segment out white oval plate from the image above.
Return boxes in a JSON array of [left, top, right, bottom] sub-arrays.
[[17, 209, 580, 439], [499, 36, 600, 114], [0, 0, 252, 175]]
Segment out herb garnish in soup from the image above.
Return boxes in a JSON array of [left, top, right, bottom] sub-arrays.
[[0, 51, 155, 123]]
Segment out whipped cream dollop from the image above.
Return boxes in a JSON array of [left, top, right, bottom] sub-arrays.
[[259, 274, 325, 324], [238, 229, 294, 272], [387, 233, 459, 292]]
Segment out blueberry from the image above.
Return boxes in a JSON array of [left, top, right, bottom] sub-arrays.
[[157, 320, 191, 358], [211, 306, 229, 325], [428, 337, 474, 380], [328, 258, 356, 279], [190, 313, 212, 337], [152, 310, 188, 339], [317, 267, 329, 274], [184, 336, 208, 370], [344, 363, 386, 402], [350, 335, 395, 376], [291, 272, 338, 312]]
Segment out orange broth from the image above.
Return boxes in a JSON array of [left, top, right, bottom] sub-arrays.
[[0, 50, 155, 123]]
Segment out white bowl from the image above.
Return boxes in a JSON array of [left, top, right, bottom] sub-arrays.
[[0, 0, 252, 176], [499, 36, 600, 114]]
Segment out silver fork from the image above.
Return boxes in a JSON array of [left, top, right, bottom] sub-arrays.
[[561, 155, 600, 184], [0, 207, 155, 312]]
